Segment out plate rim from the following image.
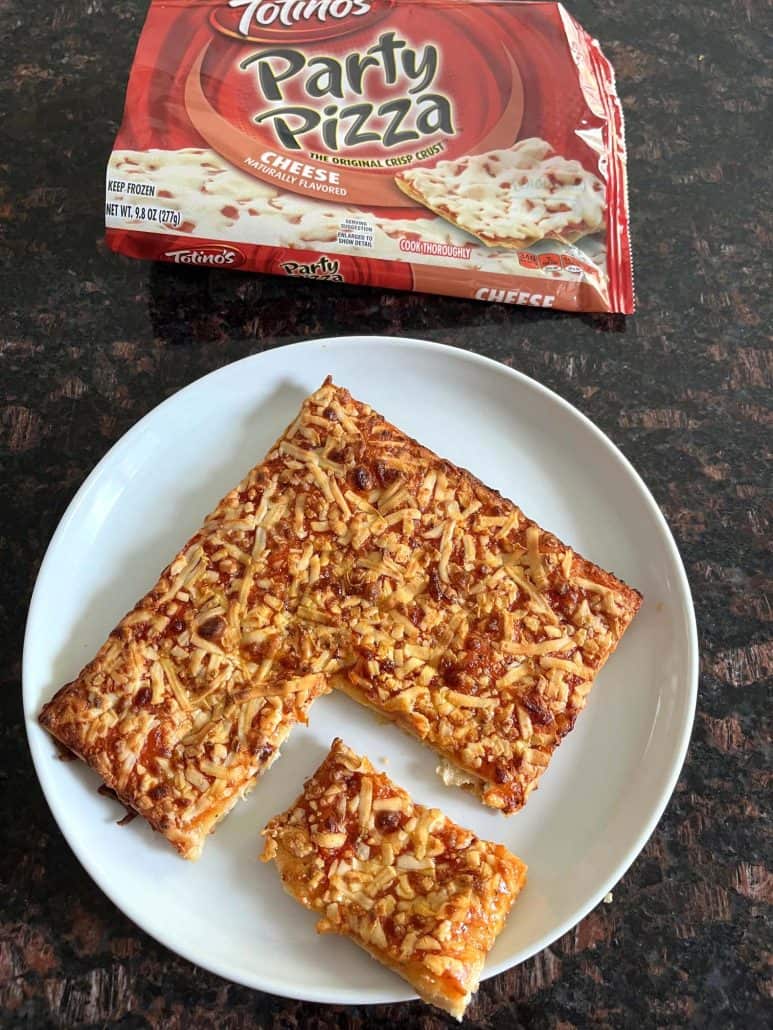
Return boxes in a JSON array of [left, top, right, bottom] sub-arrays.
[[23, 334, 699, 1005]]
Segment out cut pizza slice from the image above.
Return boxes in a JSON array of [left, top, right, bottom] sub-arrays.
[[262, 738, 527, 1020], [395, 138, 606, 249]]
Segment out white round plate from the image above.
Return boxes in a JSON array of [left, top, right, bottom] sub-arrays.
[[24, 336, 697, 1005]]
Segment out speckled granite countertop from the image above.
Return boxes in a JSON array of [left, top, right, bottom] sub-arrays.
[[1, 0, 771, 1026]]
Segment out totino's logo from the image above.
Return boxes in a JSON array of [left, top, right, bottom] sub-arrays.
[[163, 245, 247, 267], [213, 0, 378, 42]]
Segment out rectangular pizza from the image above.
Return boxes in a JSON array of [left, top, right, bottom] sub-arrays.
[[395, 138, 606, 250], [40, 377, 640, 857], [262, 738, 527, 1019]]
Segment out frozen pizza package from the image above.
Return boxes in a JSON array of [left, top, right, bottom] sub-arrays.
[[105, 1, 635, 313]]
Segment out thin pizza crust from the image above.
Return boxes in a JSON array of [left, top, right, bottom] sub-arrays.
[[294, 383, 640, 814], [395, 138, 606, 249], [40, 378, 641, 857], [262, 738, 527, 1020], [38, 401, 337, 859]]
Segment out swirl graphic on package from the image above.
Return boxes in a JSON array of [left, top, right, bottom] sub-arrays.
[[103, 1, 634, 313]]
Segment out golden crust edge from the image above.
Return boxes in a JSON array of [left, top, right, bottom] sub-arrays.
[[36, 380, 339, 858], [328, 380, 643, 811], [37, 375, 333, 732], [264, 854, 477, 1020], [329, 676, 498, 806], [329, 378, 644, 619], [41, 686, 303, 860], [39, 377, 642, 854], [260, 737, 528, 1020]]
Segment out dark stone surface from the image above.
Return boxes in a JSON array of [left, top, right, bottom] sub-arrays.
[[1, 0, 771, 1026]]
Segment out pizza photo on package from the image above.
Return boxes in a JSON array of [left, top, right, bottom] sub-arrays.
[[104, 0, 635, 313]]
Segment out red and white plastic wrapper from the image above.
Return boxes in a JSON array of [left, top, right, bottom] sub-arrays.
[[105, 1, 635, 313]]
